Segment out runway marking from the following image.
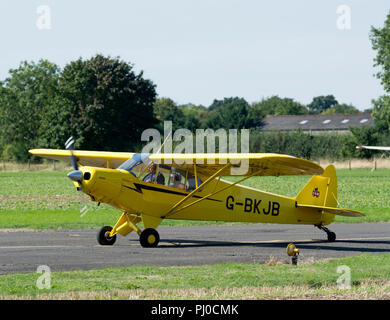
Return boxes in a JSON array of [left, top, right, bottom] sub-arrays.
[[236, 236, 390, 244], [0, 245, 85, 249], [0, 236, 389, 250], [153, 236, 390, 247], [336, 236, 390, 241]]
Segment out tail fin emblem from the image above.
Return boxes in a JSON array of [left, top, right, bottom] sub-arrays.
[[312, 188, 320, 198]]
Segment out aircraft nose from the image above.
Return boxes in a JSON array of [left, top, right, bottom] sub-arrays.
[[67, 170, 83, 182]]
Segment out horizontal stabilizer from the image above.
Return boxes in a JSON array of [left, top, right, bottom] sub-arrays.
[[296, 204, 365, 217]]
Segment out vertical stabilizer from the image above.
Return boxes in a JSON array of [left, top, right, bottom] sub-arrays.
[[295, 165, 337, 208]]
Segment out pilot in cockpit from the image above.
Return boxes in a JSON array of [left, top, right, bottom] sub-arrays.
[[169, 172, 185, 190], [143, 163, 165, 185]]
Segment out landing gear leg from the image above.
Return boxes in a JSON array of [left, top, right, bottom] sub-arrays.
[[315, 225, 336, 242]]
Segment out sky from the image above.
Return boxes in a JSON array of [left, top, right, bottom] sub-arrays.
[[0, 0, 389, 111]]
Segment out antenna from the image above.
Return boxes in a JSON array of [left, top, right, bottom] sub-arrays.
[[156, 131, 172, 155]]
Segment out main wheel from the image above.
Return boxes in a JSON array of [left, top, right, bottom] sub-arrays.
[[97, 226, 117, 245], [327, 231, 336, 242], [139, 228, 160, 248]]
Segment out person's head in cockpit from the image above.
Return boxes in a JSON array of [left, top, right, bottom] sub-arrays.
[[143, 163, 165, 185]]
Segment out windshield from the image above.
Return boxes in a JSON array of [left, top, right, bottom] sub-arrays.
[[118, 153, 151, 176]]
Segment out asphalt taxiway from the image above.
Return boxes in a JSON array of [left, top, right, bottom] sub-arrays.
[[0, 223, 389, 274]]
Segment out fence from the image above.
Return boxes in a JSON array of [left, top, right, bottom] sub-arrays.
[[318, 158, 390, 170], [0, 160, 71, 172]]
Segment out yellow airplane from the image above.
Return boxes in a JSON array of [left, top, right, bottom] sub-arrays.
[[29, 141, 364, 247]]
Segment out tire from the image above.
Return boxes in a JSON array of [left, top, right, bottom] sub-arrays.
[[97, 226, 117, 245], [140, 228, 160, 248], [327, 231, 336, 242]]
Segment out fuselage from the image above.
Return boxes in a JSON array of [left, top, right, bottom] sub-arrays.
[[76, 166, 334, 226]]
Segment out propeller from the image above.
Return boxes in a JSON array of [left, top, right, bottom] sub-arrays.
[[65, 136, 78, 171], [65, 136, 83, 187]]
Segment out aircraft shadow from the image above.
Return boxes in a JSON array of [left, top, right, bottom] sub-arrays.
[[155, 238, 390, 253]]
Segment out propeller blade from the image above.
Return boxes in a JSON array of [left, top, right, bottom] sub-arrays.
[[65, 136, 82, 190], [65, 136, 78, 171]]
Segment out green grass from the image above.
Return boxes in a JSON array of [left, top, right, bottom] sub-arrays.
[[1, 253, 389, 299], [1, 169, 390, 229]]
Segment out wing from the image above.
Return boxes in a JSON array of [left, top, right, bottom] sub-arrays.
[[356, 145, 390, 151], [297, 204, 365, 217], [29, 149, 134, 169], [149, 153, 323, 177]]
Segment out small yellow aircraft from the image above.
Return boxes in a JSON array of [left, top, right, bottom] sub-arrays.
[[30, 140, 364, 247]]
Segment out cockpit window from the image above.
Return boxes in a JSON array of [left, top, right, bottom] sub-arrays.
[[118, 153, 151, 177], [119, 155, 204, 191], [186, 174, 203, 192]]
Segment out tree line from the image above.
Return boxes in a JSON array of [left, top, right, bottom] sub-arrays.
[[0, 55, 364, 163], [1, 11, 390, 162]]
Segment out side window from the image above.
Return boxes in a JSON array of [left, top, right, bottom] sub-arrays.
[[186, 174, 203, 192], [168, 169, 185, 190], [141, 163, 167, 185]]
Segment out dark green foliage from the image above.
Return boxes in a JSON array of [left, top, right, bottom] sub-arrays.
[[1, 142, 30, 162], [208, 97, 254, 129], [153, 98, 185, 132], [41, 54, 157, 152], [307, 95, 338, 114], [248, 129, 385, 160], [250, 96, 308, 120], [322, 103, 359, 115], [0, 55, 158, 158], [0, 60, 60, 161], [370, 12, 390, 93], [370, 11, 390, 131]]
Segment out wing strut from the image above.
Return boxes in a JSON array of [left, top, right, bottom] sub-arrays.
[[164, 167, 265, 218]]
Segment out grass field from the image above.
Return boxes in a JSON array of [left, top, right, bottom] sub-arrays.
[[0, 253, 389, 299], [0, 168, 390, 229]]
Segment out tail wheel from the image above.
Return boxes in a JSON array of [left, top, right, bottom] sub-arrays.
[[97, 226, 117, 245], [315, 225, 336, 243], [140, 228, 160, 248], [327, 231, 336, 242]]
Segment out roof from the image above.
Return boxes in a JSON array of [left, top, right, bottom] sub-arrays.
[[258, 113, 374, 131]]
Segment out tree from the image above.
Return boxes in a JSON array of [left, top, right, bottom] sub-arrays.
[[42, 54, 157, 152], [153, 98, 185, 132], [204, 109, 224, 129], [0, 60, 60, 161], [208, 97, 253, 129], [370, 12, 390, 128], [321, 103, 359, 115], [371, 12, 390, 93], [307, 95, 338, 114], [350, 125, 381, 158], [250, 96, 308, 119], [179, 104, 206, 131]]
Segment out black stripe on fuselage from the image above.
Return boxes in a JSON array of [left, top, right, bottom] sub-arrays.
[[122, 183, 222, 202]]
